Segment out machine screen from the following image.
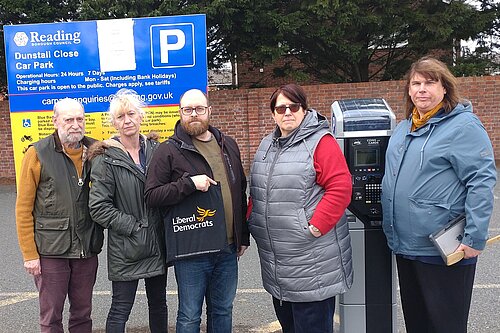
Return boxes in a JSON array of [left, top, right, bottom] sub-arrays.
[[355, 148, 379, 167]]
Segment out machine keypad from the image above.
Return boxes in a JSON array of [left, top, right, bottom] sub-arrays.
[[365, 183, 381, 203]]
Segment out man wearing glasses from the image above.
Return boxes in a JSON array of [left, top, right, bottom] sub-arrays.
[[15, 98, 103, 332], [145, 89, 249, 333]]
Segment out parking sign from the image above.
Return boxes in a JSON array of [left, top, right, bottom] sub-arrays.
[[151, 23, 195, 68], [4, 14, 208, 181]]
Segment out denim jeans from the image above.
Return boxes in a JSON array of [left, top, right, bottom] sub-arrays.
[[174, 244, 238, 333], [272, 296, 335, 333], [106, 274, 167, 333], [35, 256, 98, 333]]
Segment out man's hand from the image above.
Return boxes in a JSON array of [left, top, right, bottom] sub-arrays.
[[190, 175, 217, 192], [456, 244, 482, 259], [24, 259, 41, 276], [238, 246, 248, 258]]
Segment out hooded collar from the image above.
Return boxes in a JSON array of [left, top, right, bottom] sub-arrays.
[[272, 109, 330, 146], [262, 109, 329, 160]]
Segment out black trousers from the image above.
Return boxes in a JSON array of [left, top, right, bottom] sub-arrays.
[[272, 296, 335, 333], [396, 255, 476, 333], [106, 274, 167, 333]]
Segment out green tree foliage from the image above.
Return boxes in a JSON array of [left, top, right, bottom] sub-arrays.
[[0, 0, 498, 91], [218, 0, 497, 83], [452, 0, 500, 76]]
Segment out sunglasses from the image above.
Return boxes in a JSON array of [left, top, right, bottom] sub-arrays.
[[274, 103, 301, 114]]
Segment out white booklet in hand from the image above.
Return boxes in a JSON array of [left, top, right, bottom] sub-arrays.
[[429, 214, 466, 262]]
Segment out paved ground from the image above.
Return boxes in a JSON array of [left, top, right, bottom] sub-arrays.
[[0, 183, 499, 332]]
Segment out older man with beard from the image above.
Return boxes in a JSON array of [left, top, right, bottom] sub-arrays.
[[16, 98, 103, 333], [145, 89, 249, 333]]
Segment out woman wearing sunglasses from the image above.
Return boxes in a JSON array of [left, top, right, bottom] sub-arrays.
[[248, 83, 353, 333]]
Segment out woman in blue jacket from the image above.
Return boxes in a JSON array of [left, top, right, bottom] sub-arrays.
[[381, 57, 496, 333]]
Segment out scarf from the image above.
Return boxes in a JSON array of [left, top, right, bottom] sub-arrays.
[[411, 102, 443, 131]]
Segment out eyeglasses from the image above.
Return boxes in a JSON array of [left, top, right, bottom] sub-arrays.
[[274, 103, 301, 114], [180, 106, 209, 116]]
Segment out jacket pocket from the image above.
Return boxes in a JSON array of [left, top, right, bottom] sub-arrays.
[[381, 192, 395, 247], [123, 226, 158, 261], [90, 222, 104, 254], [34, 217, 71, 255], [298, 208, 316, 242], [408, 198, 451, 246]]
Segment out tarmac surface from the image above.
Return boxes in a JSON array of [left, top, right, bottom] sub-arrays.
[[0, 183, 499, 332]]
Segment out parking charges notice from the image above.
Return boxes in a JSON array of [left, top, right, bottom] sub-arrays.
[[4, 15, 208, 179]]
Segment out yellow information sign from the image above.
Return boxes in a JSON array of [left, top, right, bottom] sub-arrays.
[[11, 106, 179, 180]]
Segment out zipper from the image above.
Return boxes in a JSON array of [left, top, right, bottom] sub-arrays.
[[265, 142, 283, 301], [219, 135, 239, 246], [333, 223, 349, 285]]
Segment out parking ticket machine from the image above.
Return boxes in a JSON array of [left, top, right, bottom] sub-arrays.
[[331, 98, 397, 333]]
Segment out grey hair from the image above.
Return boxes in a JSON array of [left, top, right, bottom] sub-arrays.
[[108, 88, 146, 123], [53, 98, 84, 117]]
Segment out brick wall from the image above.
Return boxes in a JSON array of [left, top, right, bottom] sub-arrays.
[[210, 76, 500, 173], [0, 101, 14, 183], [1, 76, 498, 183]]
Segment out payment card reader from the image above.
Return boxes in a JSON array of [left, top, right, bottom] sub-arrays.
[[346, 136, 389, 227], [331, 98, 397, 333]]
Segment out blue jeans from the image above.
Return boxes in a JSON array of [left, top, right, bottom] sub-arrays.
[[106, 274, 167, 333], [174, 244, 238, 333]]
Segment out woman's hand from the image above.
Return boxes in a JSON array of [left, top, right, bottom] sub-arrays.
[[308, 224, 322, 238], [456, 244, 482, 259]]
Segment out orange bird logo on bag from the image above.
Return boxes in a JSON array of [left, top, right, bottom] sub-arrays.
[[196, 206, 216, 222]]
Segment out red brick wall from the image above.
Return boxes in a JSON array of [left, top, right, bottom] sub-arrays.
[[0, 101, 14, 183], [1, 76, 498, 183], [209, 76, 500, 173]]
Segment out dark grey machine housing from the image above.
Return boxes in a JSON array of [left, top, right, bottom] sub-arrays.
[[331, 98, 397, 333]]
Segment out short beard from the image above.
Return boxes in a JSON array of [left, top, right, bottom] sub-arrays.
[[181, 117, 210, 137], [59, 132, 84, 148]]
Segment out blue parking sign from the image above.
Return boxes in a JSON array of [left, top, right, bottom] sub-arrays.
[[4, 14, 208, 113], [151, 23, 195, 68]]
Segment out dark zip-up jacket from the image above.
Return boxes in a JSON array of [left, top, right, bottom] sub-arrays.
[[145, 121, 249, 250], [32, 132, 103, 258], [88, 134, 166, 281]]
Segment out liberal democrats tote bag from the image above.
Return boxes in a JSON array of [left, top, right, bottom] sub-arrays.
[[164, 183, 227, 262]]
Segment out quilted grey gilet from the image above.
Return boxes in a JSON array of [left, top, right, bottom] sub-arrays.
[[249, 110, 353, 302]]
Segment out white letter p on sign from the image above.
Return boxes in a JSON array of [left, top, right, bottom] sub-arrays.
[[160, 29, 186, 63]]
